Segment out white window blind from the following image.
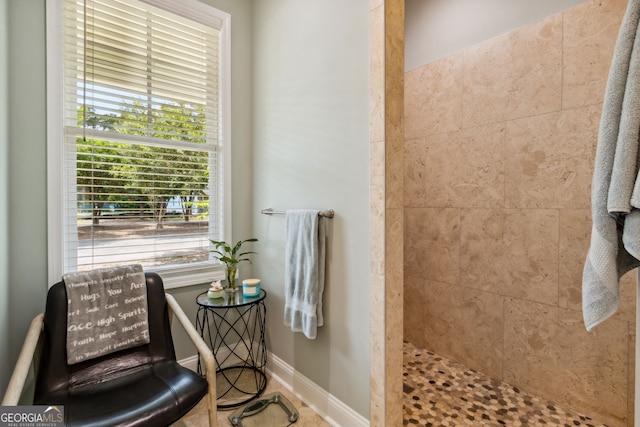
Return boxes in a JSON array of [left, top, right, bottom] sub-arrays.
[[61, 0, 225, 276]]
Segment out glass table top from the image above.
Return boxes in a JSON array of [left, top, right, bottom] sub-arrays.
[[196, 288, 266, 308]]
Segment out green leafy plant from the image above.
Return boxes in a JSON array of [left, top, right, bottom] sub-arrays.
[[209, 238, 259, 267], [210, 238, 258, 289]]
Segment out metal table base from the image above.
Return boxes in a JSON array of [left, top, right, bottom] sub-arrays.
[[196, 288, 267, 409]]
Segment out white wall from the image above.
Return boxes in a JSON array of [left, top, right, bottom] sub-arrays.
[[199, 0, 254, 244], [405, 0, 588, 70], [6, 0, 48, 386], [252, 0, 371, 418], [0, 0, 9, 390]]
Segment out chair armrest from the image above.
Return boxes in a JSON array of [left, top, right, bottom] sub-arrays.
[[2, 313, 44, 405], [165, 294, 217, 427]]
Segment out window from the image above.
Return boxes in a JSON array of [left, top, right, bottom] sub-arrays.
[[47, 0, 231, 287]]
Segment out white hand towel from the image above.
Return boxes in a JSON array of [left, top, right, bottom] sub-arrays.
[[284, 209, 327, 339]]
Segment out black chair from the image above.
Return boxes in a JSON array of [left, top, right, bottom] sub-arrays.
[[2, 272, 217, 427]]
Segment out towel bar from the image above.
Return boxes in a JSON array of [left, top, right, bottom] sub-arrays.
[[260, 208, 334, 218]]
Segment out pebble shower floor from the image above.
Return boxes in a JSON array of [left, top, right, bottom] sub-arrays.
[[403, 341, 610, 427]]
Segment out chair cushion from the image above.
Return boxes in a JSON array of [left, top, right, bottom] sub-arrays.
[[36, 274, 178, 395], [34, 361, 207, 427]]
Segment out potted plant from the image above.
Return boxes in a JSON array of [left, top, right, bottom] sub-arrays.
[[210, 238, 258, 290]]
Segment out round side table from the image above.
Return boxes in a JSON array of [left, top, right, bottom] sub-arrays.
[[195, 289, 267, 409]]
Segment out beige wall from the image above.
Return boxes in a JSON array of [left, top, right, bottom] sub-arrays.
[[403, 0, 635, 425]]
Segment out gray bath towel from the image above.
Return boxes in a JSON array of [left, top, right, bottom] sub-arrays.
[[583, 0, 640, 331], [64, 264, 149, 364], [284, 210, 327, 339]]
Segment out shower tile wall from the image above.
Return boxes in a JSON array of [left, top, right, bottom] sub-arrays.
[[370, 0, 405, 425], [403, 1, 635, 426]]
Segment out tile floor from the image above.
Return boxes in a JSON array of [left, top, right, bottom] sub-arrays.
[[176, 341, 612, 426], [403, 341, 610, 427], [173, 371, 330, 427]]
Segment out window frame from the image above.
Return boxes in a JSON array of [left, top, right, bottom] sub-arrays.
[[46, 0, 232, 288]]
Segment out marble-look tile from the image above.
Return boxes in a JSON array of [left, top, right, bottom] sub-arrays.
[[404, 208, 460, 285], [562, 0, 627, 110], [386, 207, 404, 286], [628, 321, 636, 425], [386, 74, 404, 209], [369, 271, 385, 427], [460, 208, 559, 305], [386, 73, 405, 142], [369, 6, 386, 422], [386, 207, 404, 373], [505, 105, 600, 209], [370, 272, 386, 426], [402, 1, 634, 424], [504, 298, 628, 427], [370, 141, 385, 277], [369, 5, 385, 144], [387, 207, 405, 424], [372, 1, 405, 425], [403, 137, 427, 208], [558, 209, 591, 311], [618, 269, 638, 323], [422, 280, 504, 379], [462, 14, 562, 128], [403, 274, 425, 348], [404, 53, 463, 140], [385, 0, 404, 81], [406, 123, 505, 208]]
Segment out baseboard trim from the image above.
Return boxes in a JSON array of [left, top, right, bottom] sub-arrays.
[[179, 354, 199, 371], [266, 352, 369, 427], [179, 350, 369, 427]]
